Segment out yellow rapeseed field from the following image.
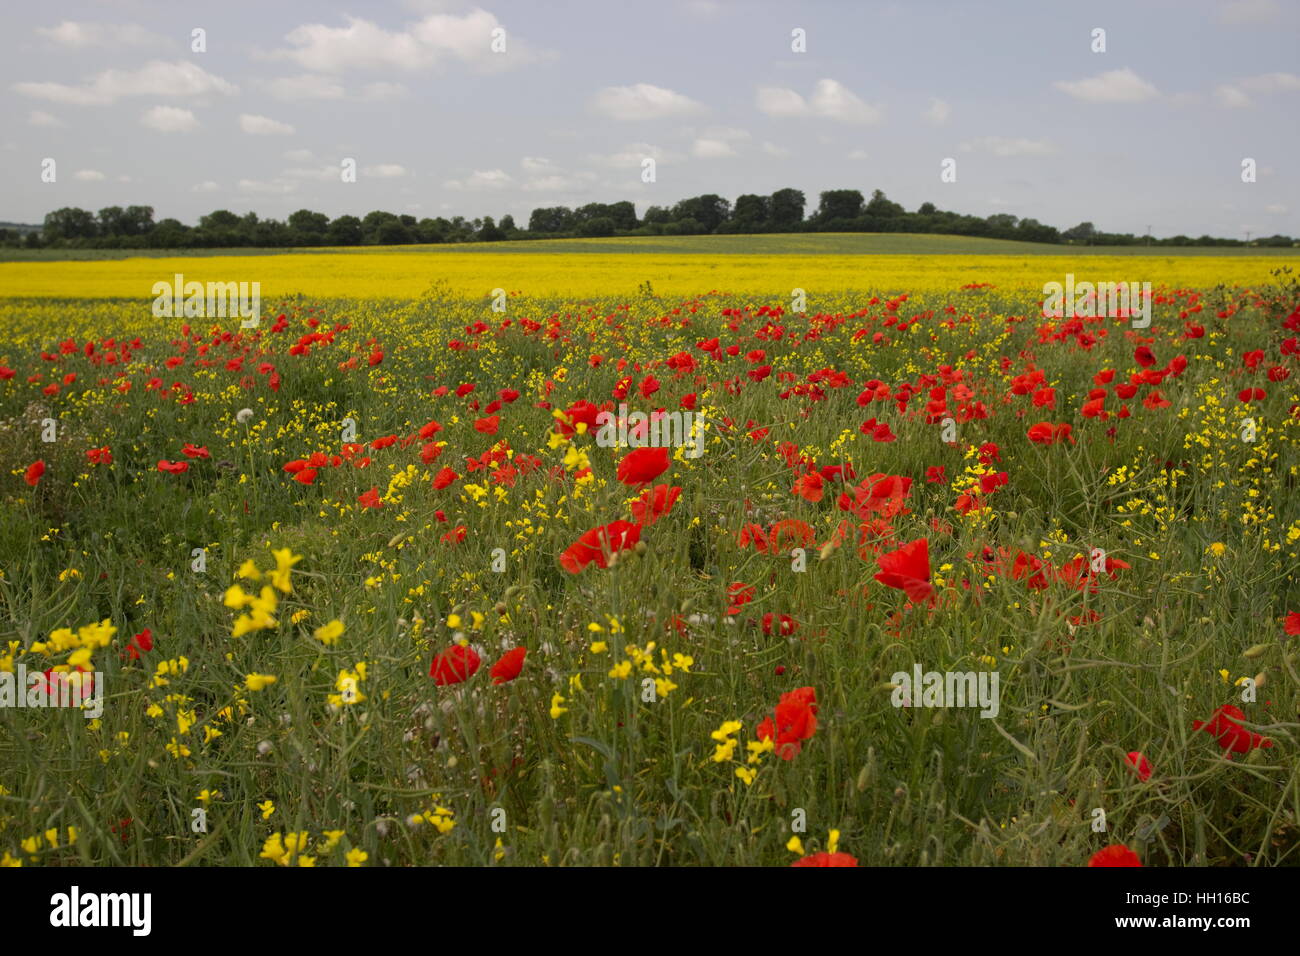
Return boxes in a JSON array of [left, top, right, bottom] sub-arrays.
[[0, 251, 1288, 300]]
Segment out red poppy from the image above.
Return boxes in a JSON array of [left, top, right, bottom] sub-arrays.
[[293, 468, 318, 485], [474, 415, 500, 435], [1124, 751, 1152, 781], [559, 520, 641, 573], [874, 537, 934, 603], [1088, 844, 1142, 867], [630, 484, 681, 525], [432, 466, 458, 489], [1192, 704, 1272, 753], [1027, 422, 1075, 445], [1285, 611, 1300, 636], [156, 460, 189, 474], [761, 612, 799, 636], [182, 444, 211, 459], [24, 460, 45, 486], [616, 446, 670, 486], [430, 644, 481, 685], [489, 647, 526, 684], [125, 628, 154, 660], [756, 686, 818, 760], [791, 852, 858, 867], [357, 487, 383, 509], [792, 471, 824, 502]]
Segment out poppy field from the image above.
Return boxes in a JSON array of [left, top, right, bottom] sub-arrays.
[[2, 253, 1300, 867]]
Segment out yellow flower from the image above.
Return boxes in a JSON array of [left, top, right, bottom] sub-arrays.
[[590, 641, 608, 654], [237, 559, 262, 581], [711, 720, 742, 741], [223, 585, 253, 609], [345, 848, 368, 867], [549, 693, 567, 719], [607, 660, 632, 680], [314, 619, 344, 645], [245, 673, 278, 692], [827, 829, 841, 854], [258, 800, 275, 819], [786, 835, 805, 855], [1208, 542, 1226, 557], [735, 766, 756, 786]]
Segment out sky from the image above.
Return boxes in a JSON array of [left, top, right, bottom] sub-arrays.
[[1, 0, 1296, 239]]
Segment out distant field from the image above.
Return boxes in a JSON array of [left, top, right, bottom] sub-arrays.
[[3, 232, 1298, 263], [1, 238, 1295, 301]]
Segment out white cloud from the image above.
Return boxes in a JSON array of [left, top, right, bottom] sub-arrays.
[[141, 106, 199, 133], [588, 142, 682, 167], [238, 178, 299, 194], [274, 10, 537, 73], [756, 86, 809, 118], [1215, 84, 1252, 108], [924, 97, 951, 125], [1237, 71, 1300, 93], [959, 136, 1056, 156], [13, 60, 237, 106], [1218, 0, 1281, 25], [192, 181, 220, 193], [443, 169, 513, 190], [363, 163, 407, 177], [240, 114, 295, 136], [521, 171, 597, 193], [848, 149, 869, 160], [359, 81, 408, 100], [283, 166, 339, 182], [283, 149, 315, 163], [1053, 68, 1159, 103], [36, 21, 161, 48], [73, 169, 105, 181], [757, 79, 882, 124], [521, 156, 555, 173], [761, 141, 790, 157], [592, 83, 706, 120], [266, 74, 345, 101], [28, 110, 63, 128], [692, 138, 736, 158]]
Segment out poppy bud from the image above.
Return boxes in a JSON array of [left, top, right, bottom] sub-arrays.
[[494, 601, 507, 615], [634, 540, 647, 556], [1243, 644, 1270, 659]]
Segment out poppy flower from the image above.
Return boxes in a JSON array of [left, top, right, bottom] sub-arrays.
[[630, 484, 681, 525], [432, 466, 458, 490], [1124, 751, 1152, 781], [761, 612, 799, 637], [1088, 844, 1142, 867], [792, 471, 824, 502], [1284, 611, 1300, 636], [293, 468, 318, 485], [182, 444, 211, 459], [429, 644, 481, 685], [1027, 422, 1075, 446], [616, 447, 670, 486], [1192, 704, 1272, 753], [489, 647, 526, 684], [24, 460, 45, 486], [791, 852, 858, 867], [357, 487, 383, 509], [157, 460, 189, 474], [474, 415, 500, 435], [756, 686, 818, 760], [559, 520, 641, 573], [874, 538, 934, 603]]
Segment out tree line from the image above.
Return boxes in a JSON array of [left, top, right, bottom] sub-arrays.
[[5, 189, 1294, 249]]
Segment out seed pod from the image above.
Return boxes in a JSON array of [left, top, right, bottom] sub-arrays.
[[1243, 643, 1270, 659]]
